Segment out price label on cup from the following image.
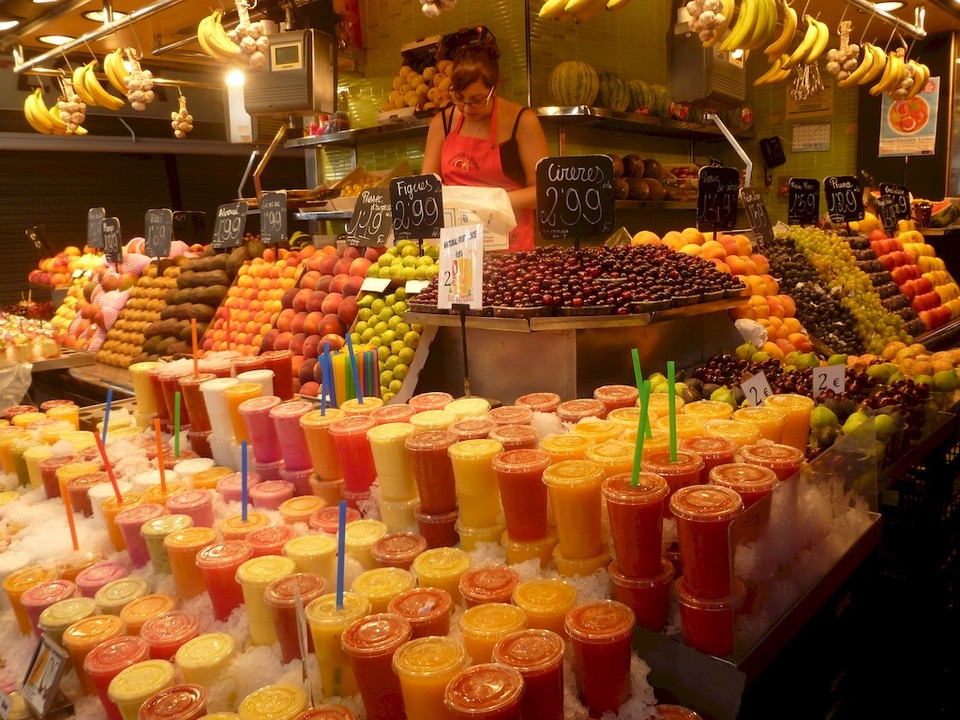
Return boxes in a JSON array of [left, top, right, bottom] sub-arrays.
[[879, 182, 911, 221], [438, 223, 484, 310], [346, 188, 392, 247], [739, 187, 774, 246], [787, 178, 820, 226], [742, 371, 774, 407], [823, 175, 864, 224], [535, 155, 616, 241], [212, 201, 248, 250], [697, 166, 740, 231], [101, 217, 123, 265], [812, 365, 845, 398], [144, 208, 173, 258], [260, 191, 288, 244], [87, 207, 106, 249], [390, 173, 443, 242]]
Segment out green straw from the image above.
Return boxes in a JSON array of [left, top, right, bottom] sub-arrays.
[[630, 349, 652, 439], [173, 391, 181, 458], [632, 380, 651, 486], [667, 361, 677, 461]]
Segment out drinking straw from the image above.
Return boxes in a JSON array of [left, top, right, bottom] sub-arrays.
[[63, 485, 79, 551], [191, 319, 199, 377], [344, 334, 363, 404], [241, 440, 249, 522], [94, 433, 123, 503], [320, 350, 328, 416], [294, 581, 313, 706], [323, 346, 337, 408], [154, 418, 168, 495], [336, 500, 346, 610], [101, 388, 113, 445], [667, 361, 678, 462], [632, 380, 650, 487], [173, 392, 181, 459], [630, 349, 652, 439]]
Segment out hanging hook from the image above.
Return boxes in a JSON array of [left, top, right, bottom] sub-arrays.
[[883, 25, 896, 52], [859, 9, 875, 46], [58, 46, 74, 74], [81, 35, 99, 63], [837, 3, 848, 31], [800, 0, 812, 18]]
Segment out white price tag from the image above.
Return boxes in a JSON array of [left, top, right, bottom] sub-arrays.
[[0, 690, 12, 720], [360, 278, 392, 294], [812, 365, 845, 398], [405, 280, 431, 295], [438, 223, 484, 310], [742, 371, 774, 407]]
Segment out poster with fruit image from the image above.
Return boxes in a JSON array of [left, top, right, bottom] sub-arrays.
[[879, 76, 939, 157]]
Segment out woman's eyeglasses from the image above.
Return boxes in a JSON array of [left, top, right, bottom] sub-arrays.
[[451, 86, 495, 107]]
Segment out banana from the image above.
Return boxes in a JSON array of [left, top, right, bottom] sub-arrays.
[[753, 56, 784, 86], [83, 62, 125, 110], [210, 11, 242, 56], [805, 19, 829, 64], [103, 48, 129, 93], [720, 0, 759, 52], [782, 15, 819, 68], [877, 51, 905, 94], [606, 0, 632, 8], [539, 0, 570, 19], [869, 51, 897, 95], [837, 43, 875, 87], [858, 44, 887, 85], [906, 62, 929, 99], [24, 89, 54, 134], [199, 11, 240, 61], [572, 0, 607, 21], [72, 63, 97, 106], [765, 0, 797, 57], [746, 0, 775, 50], [47, 104, 68, 134]]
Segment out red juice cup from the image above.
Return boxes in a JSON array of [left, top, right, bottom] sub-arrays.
[[602, 472, 670, 579], [740, 443, 805, 482], [449, 417, 496, 441], [309, 504, 362, 534], [670, 485, 744, 599], [341, 613, 412, 720], [564, 600, 635, 715], [239, 396, 282, 464], [444, 663, 524, 720], [679, 435, 738, 484], [593, 384, 639, 414], [260, 349, 295, 400], [486, 405, 534, 427], [459, 564, 521, 607], [608, 559, 674, 632], [655, 706, 705, 720], [178, 373, 216, 433], [39, 454, 78, 500], [141, 610, 200, 661], [271, 400, 314, 472], [116, 503, 168, 568], [641, 450, 705, 517], [75, 561, 129, 599], [264, 572, 326, 663], [405, 430, 458, 514], [556, 398, 607, 423], [66, 472, 108, 518], [148, 367, 170, 422], [300, 409, 346, 481], [195, 541, 254, 622], [676, 576, 744, 657], [371, 532, 428, 570], [165, 527, 217, 600], [248, 524, 297, 557], [138, 684, 207, 720], [372, 403, 417, 425], [387, 586, 453, 639], [21, 580, 80, 638], [249, 480, 295, 509], [408, 392, 454, 413], [298, 707, 357, 720], [491, 449, 550, 541], [159, 371, 192, 427], [166, 490, 214, 528], [83, 635, 150, 720], [415, 508, 460, 548], [709, 463, 777, 509], [232, 354, 268, 375], [328, 415, 378, 495], [492, 629, 565, 720], [488, 424, 538, 451], [515, 392, 560, 414]]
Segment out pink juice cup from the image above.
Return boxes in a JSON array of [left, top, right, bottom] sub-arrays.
[[593, 384, 639, 414], [371, 404, 417, 425], [486, 405, 534, 427], [264, 572, 326, 664], [328, 415, 378, 495], [300, 409, 346, 481], [310, 504, 362, 534], [488, 424, 539, 451], [491, 449, 551, 541], [116, 503, 168, 568], [248, 524, 297, 557], [140, 610, 201, 661], [166, 490, 215, 528], [75, 561, 129, 599], [239, 396, 283, 464], [679, 435, 738, 484], [281, 466, 314, 497], [216, 471, 262, 504], [515, 392, 561, 414], [249, 480, 295, 510], [641, 450, 705, 517], [21, 579, 80, 638], [670, 485, 744, 599], [740, 443, 806, 482], [38, 454, 78, 500], [195, 541, 254, 622], [178, 373, 216, 433], [408, 392, 454, 413], [270, 400, 314, 472], [83, 635, 150, 720], [405, 430, 458, 515], [602, 472, 670, 579]]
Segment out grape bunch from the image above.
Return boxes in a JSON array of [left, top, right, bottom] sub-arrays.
[[170, 94, 194, 140], [825, 21, 860, 83], [57, 79, 86, 134], [685, 0, 729, 45], [228, 18, 268, 71], [124, 56, 155, 111]]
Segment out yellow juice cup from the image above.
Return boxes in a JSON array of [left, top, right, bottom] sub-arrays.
[[3, 565, 60, 634], [129, 361, 161, 416], [63, 614, 128, 694], [584, 440, 636, 478], [305, 591, 371, 699], [411, 547, 471, 604], [94, 576, 150, 616], [652, 414, 705, 440], [108, 659, 175, 720], [410, 410, 456, 432], [283, 534, 338, 586], [501, 531, 558, 568], [23, 445, 53, 489], [100, 493, 145, 552], [511, 578, 578, 637], [542, 460, 604, 560], [340, 396, 385, 416], [300, 408, 346, 481], [733, 406, 786, 442], [60, 430, 98, 453], [447, 439, 503, 527], [11, 412, 45, 429], [278, 495, 325, 525], [682, 400, 734, 421], [46, 404, 81, 429], [393, 636, 468, 720], [704, 418, 762, 448], [444, 397, 491, 420], [538, 433, 593, 463], [458, 603, 527, 663], [224, 383, 263, 443], [351, 567, 415, 613], [344, 519, 388, 570], [0, 429, 30, 474], [641, 393, 685, 421], [367, 422, 418, 501], [175, 632, 237, 690], [762, 393, 815, 450], [236, 555, 296, 646], [219, 512, 270, 541], [238, 684, 307, 720], [607, 406, 642, 432], [570, 419, 621, 444], [39, 420, 74, 444], [38, 597, 97, 647]]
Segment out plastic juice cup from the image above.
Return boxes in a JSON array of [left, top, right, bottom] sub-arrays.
[[641, 392, 685, 419], [703, 419, 761, 448], [444, 663, 524, 720], [564, 600, 635, 715], [159, 371, 193, 426], [22, 444, 52, 489], [485, 405, 532, 427], [46, 402, 81, 429], [120, 593, 176, 635], [63, 613, 128, 694], [501, 531, 557, 569], [552, 544, 611, 578], [409, 410, 456, 432], [670, 484, 743, 599], [367, 422, 418, 501], [444, 397, 491, 420], [141, 610, 200, 660], [142, 514, 194, 574], [129, 362, 161, 415], [387, 587, 453, 639], [108, 659, 175, 720], [166, 490, 215, 528], [300, 409, 346, 481], [165, 527, 217, 600], [491, 449, 550, 541], [652, 413, 706, 440], [447, 439, 503, 527], [351, 567, 415, 613], [341, 613, 412, 720], [237, 369, 275, 397], [248, 524, 297, 557], [216, 472, 260, 504], [378, 495, 420, 532], [405, 430, 458, 514], [56, 460, 100, 503], [38, 453, 78, 499], [709, 463, 777, 509], [238, 684, 307, 720], [653, 706, 704, 720], [641, 450, 705, 516], [570, 419, 621, 444], [55, 550, 103, 584], [393, 636, 468, 720], [144, 481, 191, 508], [608, 559, 674, 632], [459, 603, 528, 663], [4, 565, 60, 634], [542, 460, 604, 560], [270, 400, 314, 471], [66, 472, 109, 517], [283, 534, 338, 585], [370, 403, 416, 426], [191, 466, 231, 491], [538, 434, 592, 463], [514, 392, 560, 413], [236, 555, 297, 645], [488, 424, 538, 451], [200, 377, 239, 437], [89, 481, 132, 524], [249, 480, 295, 509], [328, 415, 378, 495], [232, 354, 268, 375], [94, 576, 150, 617], [172, 457, 216, 485], [415, 508, 460, 549], [455, 520, 507, 551], [449, 417, 496, 442], [179, 373, 216, 433], [37, 596, 97, 646], [511, 578, 576, 637], [224, 383, 263, 443], [76, 561, 129, 599], [309, 505, 362, 534], [138, 684, 207, 720], [340, 396, 385, 416], [344, 519, 388, 569], [492, 629, 565, 720], [186, 429, 210, 461], [584, 440, 636, 479], [602, 472, 670, 578], [683, 400, 734, 421], [305, 591, 372, 698], [459, 564, 521, 608], [196, 542, 254, 621], [733, 406, 785, 443], [10, 437, 35, 486], [557, 398, 607, 423], [263, 573, 326, 663], [20, 579, 80, 638], [0, 429, 29, 474], [607, 406, 642, 431], [147, 367, 171, 421], [593, 384, 639, 414], [83, 635, 150, 720], [371, 533, 428, 570], [101, 493, 144, 551], [411, 547, 471, 604], [175, 632, 236, 690], [679, 436, 738, 483], [408, 392, 454, 413], [762, 393, 815, 450], [740, 443, 806, 482], [676, 576, 744, 657], [116, 503, 168, 568], [219, 512, 270, 541]]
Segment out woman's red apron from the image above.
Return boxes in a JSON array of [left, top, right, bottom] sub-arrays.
[[439, 98, 534, 251]]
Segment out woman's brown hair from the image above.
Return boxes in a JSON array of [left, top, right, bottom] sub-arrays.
[[450, 41, 501, 93]]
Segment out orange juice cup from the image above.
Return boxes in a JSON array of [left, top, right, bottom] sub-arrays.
[[165, 527, 217, 600], [652, 413, 705, 440], [388, 587, 454, 639], [556, 398, 606, 423], [501, 531, 557, 569], [491, 449, 550, 541], [594, 384, 639, 414], [340, 396, 385, 416], [602, 472, 670, 579], [704, 419, 761, 448], [585, 440, 636, 478], [405, 430, 458, 515], [449, 417, 496, 442], [219, 512, 271, 541], [101, 493, 144, 551], [444, 663, 524, 720], [486, 405, 534, 427], [511, 578, 577, 637], [564, 600, 635, 716], [733, 406, 785, 442], [740, 443, 806, 482], [305, 592, 372, 699], [411, 547, 470, 604], [570, 419, 621, 444], [393, 636, 468, 720], [120, 593, 176, 635], [4, 565, 60, 634], [351, 567, 416, 613], [642, 393, 685, 420], [448, 439, 504, 528], [63, 614, 128, 694], [670, 485, 744, 599], [300, 408, 346, 481], [762, 393, 815, 450], [224, 383, 263, 443], [542, 460, 604, 560], [538, 434, 592, 463], [683, 400, 734, 421], [138, 685, 207, 720]]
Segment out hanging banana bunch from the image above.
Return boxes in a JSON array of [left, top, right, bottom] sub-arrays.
[[538, 0, 634, 24], [72, 59, 125, 110], [717, 0, 780, 53]]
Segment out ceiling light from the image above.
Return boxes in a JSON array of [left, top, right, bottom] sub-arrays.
[[0, 20, 20, 31], [875, 1, 905, 10], [82, 10, 129, 23], [226, 69, 245, 87], [32, 0, 63, 4], [38, 34, 75, 45]]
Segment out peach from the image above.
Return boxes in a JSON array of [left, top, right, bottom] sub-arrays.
[[681, 227, 704, 245], [725, 255, 746, 275], [751, 254, 770, 274], [290, 333, 307, 356], [766, 296, 785, 318], [319, 333, 345, 353], [337, 296, 358, 325], [316, 276, 333, 293], [762, 341, 784, 361], [679, 243, 702, 256], [718, 236, 739, 257], [783, 317, 802, 334], [303, 311, 324, 337], [300, 270, 322, 290], [306, 291, 327, 313], [365, 248, 383, 263], [290, 312, 307, 335], [711, 260, 731, 274], [262, 329, 280, 351], [298, 360, 317, 386], [314, 360, 325, 384], [778, 295, 796, 317], [334, 259, 352, 277], [300, 381, 320, 398], [329, 274, 349, 295], [321, 292, 343, 315], [733, 234, 753, 255], [292, 288, 312, 313], [788, 333, 812, 352], [342, 246, 361, 261], [316, 255, 338, 276], [748, 295, 769, 318], [662, 231, 685, 250], [342, 276, 364, 298], [761, 274, 779, 295], [631, 230, 661, 246], [302, 337, 321, 359], [349, 258, 372, 278], [700, 240, 726, 260], [319, 314, 346, 338]]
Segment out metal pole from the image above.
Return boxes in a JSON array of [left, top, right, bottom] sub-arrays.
[[706, 112, 753, 187]]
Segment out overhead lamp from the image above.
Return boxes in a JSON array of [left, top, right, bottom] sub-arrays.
[[0, 19, 20, 32], [32, 0, 63, 4], [226, 69, 245, 87], [875, 1, 905, 10], [82, 10, 129, 23], [38, 34, 75, 45]]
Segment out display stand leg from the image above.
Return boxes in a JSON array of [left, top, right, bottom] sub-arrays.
[[453, 303, 471, 397]]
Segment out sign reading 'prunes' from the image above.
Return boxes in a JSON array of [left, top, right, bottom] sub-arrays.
[[824, 175, 864, 224], [144, 208, 173, 258], [536, 155, 616, 241], [346, 188, 392, 247], [696, 166, 740, 231], [879, 182, 911, 221], [390, 173, 443, 241], [101, 217, 123, 265], [87, 207, 106, 249], [787, 178, 820, 226], [739, 187, 774, 246], [259, 191, 288, 244], [212, 202, 248, 250]]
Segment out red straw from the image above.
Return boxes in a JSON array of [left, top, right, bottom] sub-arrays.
[[154, 418, 168, 494], [62, 485, 79, 551], [94, 433, 123, 503], [192, 319, 200, 377]]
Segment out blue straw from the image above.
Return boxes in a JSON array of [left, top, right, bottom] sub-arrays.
[[101, 387, 113, 445], [344, 334, 363, 404], [323, 347, 338, 408], [336, 500, 347, 610], [241, 440, 248, 522]]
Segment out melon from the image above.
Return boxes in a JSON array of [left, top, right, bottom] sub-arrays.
[[548, 61, 600, 106], [625, 178, 650, 201], [930, 201, 960, 228], [628, 80, 652, 114], [596, 72, 631, 112], [649, 84, 671, 118]]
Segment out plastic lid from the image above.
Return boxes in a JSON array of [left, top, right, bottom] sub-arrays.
[[541, 459, 604, 488], [237, 684, 307, 720], [682, 400, 735, 417], [219, 512, 270, 534], [585, 440, 635, 463], [709, 463, 777, 492], [366, 422, 416, 443], [594, 384, 638, 401], [668, 484, 744, 522], [250, 480, 295, 497], [20, 579, 78, 607], [236, 556, 296, 586], [571, 419, 620, 438], [138, 684, 207, 720], [163, 528, 217, 554], [269, 400, 313, 420], [264, 573, 326, 607], [539, 433, 592, 455], [642, 450, 704, 474], [120, 594, 176, 623], [404, 429, 457, 452], [371, 532, 428, 564], [75, 561, 128, 587], [300, 408, 346, 429], [141, 611, 200, 647], [296, 706, 356, 720], [341, 612, 412, 657], [608, 559, 675, 589], [141, 514, 194, 539], [248, 523, 297, 549], [309, 505, 362, 533], [200, 377, 239, 394], [444, 397, 492, 419], [449, 417, 496, 440], [387, 587, 453, 625], [66, 472, 108, 491], [491, 449, 550, 474], [167, 490, 213, 511], [173, 458, 216, 476], [487, 424, 538, 448], [283, 534, 338, 559], [444, 663, 524, 714], [371, 404, 415, 424], [95, 576, 150, 606], [459, 565, 520, 604], [679, 435, 738, 457], [177, 372, 217, 388], [38, 597, 97, 629], [740, 443, 805, 464], [411, 547, 470, 578], [62, 613, 127, 647], [303, 591, 371, 627], [557, 398, 606, 420], [512, 578, 577, 614], [327, 414, 376, 437], [344, 519, 388, 546], [108, 660, 175, 703], [408, 392, 454, 410], [224, 382, 263, 398], [652, 414, 705, 433], [734, 406, 785, 422], [459, 603, 526, 638], [763, 393, 815, 410], [116, 502, 168, 528], [653, 705, 705, 720], [601, 473, 670, 504], [492, 628, 565, 673], [196, 541, 255, 569], [447, 438, 503, 460], [675, 575, 746, 609], [515, 392, 561, 412], [563, 600, 635, 643], [392, 636, 465, 677], [486, 405, 534, 426], [409, 410, 456, 430], [175, 633, 236, 670], [83, 635, 150, 676]]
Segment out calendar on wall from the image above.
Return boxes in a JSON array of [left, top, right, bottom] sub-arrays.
[[791, 123, 831, 153]]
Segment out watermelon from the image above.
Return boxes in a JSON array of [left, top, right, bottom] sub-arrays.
[[628, 80, 652, 114], [548, 61, 600, 107], [649, 84, 671, 118], [930, 201, 960, 228], [596, 72, 631, 112]]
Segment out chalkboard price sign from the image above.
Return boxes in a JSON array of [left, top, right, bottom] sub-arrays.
[[102, 217, 123, 265], [879, 182, 911, 221], [346, 188, 392, 247], [260, 191, 288, 244], [87, 207, 106, 249], [390, 173, 443, 241], [876, 195, 899, 236], [212, 202, 248, 249], [696, 166, 740, 231], [535, 155, 616, 241], [144, 209, 173, 258], [823, 175, 864, 224], [739, 187, 774, 246], [787, 178, 820, 226]]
